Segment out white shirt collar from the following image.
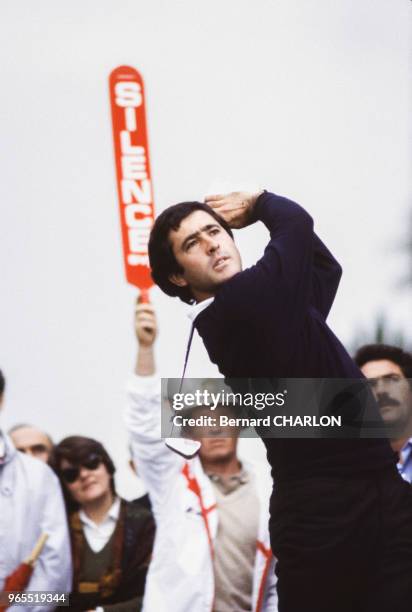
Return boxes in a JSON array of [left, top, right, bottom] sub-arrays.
[[401, 438, 412, 453], [79, 496, 121, 529], [187, 297, 214, 322]]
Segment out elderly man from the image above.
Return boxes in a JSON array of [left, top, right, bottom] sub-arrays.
[[9, 423, 53, 463], [0, 369, 72, 611]]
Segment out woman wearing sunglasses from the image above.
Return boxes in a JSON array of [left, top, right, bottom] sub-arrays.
[[52, 436, 155, 612]]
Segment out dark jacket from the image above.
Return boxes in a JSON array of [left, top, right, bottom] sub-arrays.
[[194, 191, 395, 482], [69, 496, 155, 612]]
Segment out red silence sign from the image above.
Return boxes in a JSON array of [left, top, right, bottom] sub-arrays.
[[109, 66, 155, 289]]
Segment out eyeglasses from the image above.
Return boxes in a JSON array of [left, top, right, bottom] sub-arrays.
[[61, 454, 103, 484]]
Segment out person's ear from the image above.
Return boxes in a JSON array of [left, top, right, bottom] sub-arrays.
[[169, 273, 188, 288]]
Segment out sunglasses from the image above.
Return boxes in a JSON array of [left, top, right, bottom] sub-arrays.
[[61, 453, 103, 484]]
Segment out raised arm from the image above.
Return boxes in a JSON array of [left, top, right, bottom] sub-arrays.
[[125, 299, 183, 516], [207, 190, 314, 358], [134, 301, 157, 376], [206, 190, 341, 322]]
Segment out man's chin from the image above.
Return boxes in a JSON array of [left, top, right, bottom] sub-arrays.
[[200, 441, 233, 460], [204, 450, 232, 463], [213, 266, 240, 285], [380, 407, 402, 424]]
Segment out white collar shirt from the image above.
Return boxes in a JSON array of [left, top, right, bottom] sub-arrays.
[[398, 438, 412, 484], [187, 297, 214, 322], [79, 496, 121, 553]]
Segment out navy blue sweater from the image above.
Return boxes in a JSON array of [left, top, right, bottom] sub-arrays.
[[194, 191, 395, 481]]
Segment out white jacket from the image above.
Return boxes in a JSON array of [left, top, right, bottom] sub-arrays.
[[124, 374, 278, 612], [0, 432, 72, 612]]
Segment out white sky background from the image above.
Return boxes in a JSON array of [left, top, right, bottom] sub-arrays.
[[1, 0, 411, 497]]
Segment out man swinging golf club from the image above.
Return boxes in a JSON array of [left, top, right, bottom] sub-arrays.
[[148, 189, 412, 612]]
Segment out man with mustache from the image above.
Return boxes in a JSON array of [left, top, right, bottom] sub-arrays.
[[355, 344, 412, 483], [148, 189, 412, 612]]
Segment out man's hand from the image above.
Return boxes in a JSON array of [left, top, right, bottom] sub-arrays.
[[135, 301, 157, 348], [134, 298, 157, 376], [204, 190, 264, 229]]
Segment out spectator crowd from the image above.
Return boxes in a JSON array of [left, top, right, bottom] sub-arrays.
[[1, 300, 412, 611]]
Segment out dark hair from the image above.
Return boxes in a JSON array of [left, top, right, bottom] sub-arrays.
[[52, 436, 116, 513], [0, 369, 5, 397], [148, 201, 234, 304], [355, 344, 412, 388]]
